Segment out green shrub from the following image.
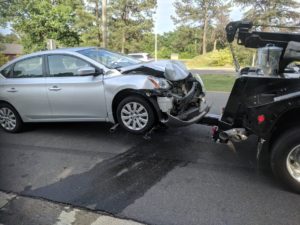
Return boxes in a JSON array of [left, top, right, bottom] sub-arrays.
[[186, 49, 233, 68], [157, 47, 172, 59], [179, 52, 197, 59], [207, 49, 233, 66], [186, 45, 255, 68]]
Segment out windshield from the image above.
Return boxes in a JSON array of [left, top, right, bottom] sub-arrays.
[[78, 48, 141, 69]]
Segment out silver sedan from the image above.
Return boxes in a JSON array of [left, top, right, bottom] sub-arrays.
[[0, 47, 208, 134]]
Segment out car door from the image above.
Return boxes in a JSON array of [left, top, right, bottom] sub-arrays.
[[45, 54, 107, 121], [0, 56, 51, 121]]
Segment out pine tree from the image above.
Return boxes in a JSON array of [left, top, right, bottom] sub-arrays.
[[235, 0, 300, 30], [173, 0, 224, 55], [109, 0, 157, 53]]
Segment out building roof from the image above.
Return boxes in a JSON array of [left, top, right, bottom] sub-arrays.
[[1, 43, 23, 55]]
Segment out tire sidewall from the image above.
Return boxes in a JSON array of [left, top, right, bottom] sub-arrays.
[[271, 128, 300, 193], [0, 103, 22, 133], [116, 96, 155, 134]]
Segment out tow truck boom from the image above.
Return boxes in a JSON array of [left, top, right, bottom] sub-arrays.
[[226, 21, 300, 73]]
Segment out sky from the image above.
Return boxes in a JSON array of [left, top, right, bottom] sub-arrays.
[[155, 0, 243, 34], [1, 0, 244, 35]]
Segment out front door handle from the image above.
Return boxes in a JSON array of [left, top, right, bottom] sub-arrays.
[[7, 88, 18, 93], [49, 86, 62, 91]]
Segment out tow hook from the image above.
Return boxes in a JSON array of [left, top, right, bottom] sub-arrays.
[[219, 128, 248, 142]]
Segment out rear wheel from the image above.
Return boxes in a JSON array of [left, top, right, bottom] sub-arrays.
[[0, 103, 23, 133], [116, 96, 155, 134], [271, 127, 300, 193]]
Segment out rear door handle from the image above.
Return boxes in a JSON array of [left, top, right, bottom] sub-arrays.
[[49, 86, 62, 91], [7, 88, 18, 93]]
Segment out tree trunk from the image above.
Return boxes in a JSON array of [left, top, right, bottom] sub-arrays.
[[121, 29, 126, 53], [95, 1, 101, 47], [102, 0, 107, 48], [213, 39, 217, 51], [202, 2, 208, 55]]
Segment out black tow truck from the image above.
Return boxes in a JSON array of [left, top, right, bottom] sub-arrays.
[[200, 21, 300, 193]]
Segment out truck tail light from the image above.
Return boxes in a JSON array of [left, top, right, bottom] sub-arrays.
[[257, 115, 265, 124]]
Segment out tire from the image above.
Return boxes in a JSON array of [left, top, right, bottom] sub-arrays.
[[0, 103, 23, 133], [116, 96, 155, 134], [271, 127, 300, 193]]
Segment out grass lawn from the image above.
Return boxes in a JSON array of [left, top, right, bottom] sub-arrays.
[[200, 74, 236, 92]]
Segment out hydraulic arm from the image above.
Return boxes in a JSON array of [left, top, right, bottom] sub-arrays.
[[226, 21, 300, 73]]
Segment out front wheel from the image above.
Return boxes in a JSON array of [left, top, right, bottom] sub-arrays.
[[271, 127, 300, 193], [116, 96, 155, 134]]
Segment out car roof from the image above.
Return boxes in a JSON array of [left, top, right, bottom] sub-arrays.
[[23, 47, 95, 57], [0, 47, 100, 69]]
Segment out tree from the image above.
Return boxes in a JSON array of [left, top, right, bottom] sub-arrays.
[[212, 2, 230, 50], [173, 0, 223, 55], [109, 0, 157, 53], [0, 33, 20, 44], [0, 53, 8, 66], [102, 0, 108, 48], [83, 0, 103, 46], [234, 0, 300, 30], [73, 3, 100, 46], [0, 0, 82, 53]]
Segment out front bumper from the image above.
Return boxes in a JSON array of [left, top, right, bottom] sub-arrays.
[[155, 74, 208, 127], [161, 104, 210, 127]]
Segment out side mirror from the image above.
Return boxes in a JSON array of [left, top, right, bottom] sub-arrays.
[[95, 68, 104, 76], [77, 66, 96, 76]]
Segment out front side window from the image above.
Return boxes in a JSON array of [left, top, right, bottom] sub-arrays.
[[12, 57, 43, 78], [48, 55, 91, 77]]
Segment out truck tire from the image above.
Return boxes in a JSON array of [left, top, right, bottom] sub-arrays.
[[271, 127, 300, 193], [116, 96, 155, 134]]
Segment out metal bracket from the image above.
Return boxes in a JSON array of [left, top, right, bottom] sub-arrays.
[[143, 127, 155, 140], [109, 123, 119, 133]]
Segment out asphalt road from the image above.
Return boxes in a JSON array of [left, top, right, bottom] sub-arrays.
[[0, 92, 299, 225]]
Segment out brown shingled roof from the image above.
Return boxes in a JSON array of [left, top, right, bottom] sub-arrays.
[[1, 43, 23, 55]]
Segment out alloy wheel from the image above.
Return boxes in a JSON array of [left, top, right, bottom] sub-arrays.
[[121, 102, 149, 131], [0, 107, 17, 131]]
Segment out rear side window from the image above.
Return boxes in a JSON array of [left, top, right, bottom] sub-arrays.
[[12, 56, 43, 78], [0, 65, 12, 78]]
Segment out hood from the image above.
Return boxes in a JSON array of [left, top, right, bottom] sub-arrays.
[[119, 60, 190, 81]]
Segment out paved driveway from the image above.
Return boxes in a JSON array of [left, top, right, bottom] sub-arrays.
[[0, 92, 299, 225]]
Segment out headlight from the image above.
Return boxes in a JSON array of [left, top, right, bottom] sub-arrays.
[[194, 75, 206, 92], [148, 76, 171, 89]]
